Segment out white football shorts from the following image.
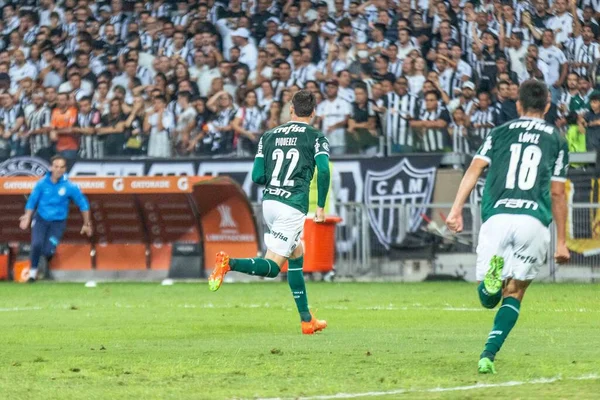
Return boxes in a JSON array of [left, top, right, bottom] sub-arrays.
[[262, 200, 305, 258], [476, 214, 550, 282]]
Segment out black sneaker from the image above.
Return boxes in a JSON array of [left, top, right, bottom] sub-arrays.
[[27, 277, 36, 283]]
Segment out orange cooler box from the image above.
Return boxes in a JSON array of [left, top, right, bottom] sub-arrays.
[[281, 216, 341, 273]]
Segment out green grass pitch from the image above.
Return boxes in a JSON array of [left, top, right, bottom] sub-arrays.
[[0, 282, 598, 399]]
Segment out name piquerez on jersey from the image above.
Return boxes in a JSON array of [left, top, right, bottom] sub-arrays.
[[261, 122, 326, 214]]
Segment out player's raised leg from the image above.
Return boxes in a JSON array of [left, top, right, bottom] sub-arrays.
[[208, 252, 280, 292], [474, 216, 509, 309], [208, 199, 302, 291], [479, 278, 530, 374]]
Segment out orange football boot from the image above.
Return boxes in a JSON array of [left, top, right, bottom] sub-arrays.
[[301, 312, 327, 334], [208, 251, 231, 292]]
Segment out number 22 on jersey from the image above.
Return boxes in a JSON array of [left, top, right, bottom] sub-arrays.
[[270, 148, 300, 187]]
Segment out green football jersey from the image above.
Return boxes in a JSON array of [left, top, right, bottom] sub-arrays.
[[256, 121, 329, 214], [475, 117, 569, 227]]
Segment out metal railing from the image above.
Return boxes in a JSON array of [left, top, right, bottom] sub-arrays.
[[252, 201, 600, 282]]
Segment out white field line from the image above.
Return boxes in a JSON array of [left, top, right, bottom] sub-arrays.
[[1, 303, 599, 313], [255, 374, 600, 400], [0, 306, 42, 312]]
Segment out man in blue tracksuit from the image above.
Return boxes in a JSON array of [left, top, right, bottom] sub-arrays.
[[19, 155, 92, 282]]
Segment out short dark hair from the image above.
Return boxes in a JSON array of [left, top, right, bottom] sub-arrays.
[[178, 91, 192, 102], [51, 155, 67, 166], [291, 90, 316, 117], [518, 80, 548, 113], [589, 91, 600, 102], [424, 90, 440, 100]]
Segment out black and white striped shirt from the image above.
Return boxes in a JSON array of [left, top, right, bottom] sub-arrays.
[[450, 123, 470, 154], [293, 64, 317, 86], [2, 104, 24, 154], [151, 3, 171, 18], [139, 32, 153, 52], [155, 36, 173, 54], [172, 14, 189, 27], [383, 92, 419, 147], [470, 108, 496, 140], [418, 106, 451, 152], [567, 37, 600, 77], [164, 45, 189, 60], [77, 109, 103, 159], [272, 78, 301, 99], [388, 59, 403, 78], [236, 106, 264, 134], [136, 65, 152, 86], [558, 89, 579, 116], [27, 106, 52, 156], [23, 26, 39, 45]]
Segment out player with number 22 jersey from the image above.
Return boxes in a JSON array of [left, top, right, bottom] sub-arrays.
[[208, 90, 331, 335]]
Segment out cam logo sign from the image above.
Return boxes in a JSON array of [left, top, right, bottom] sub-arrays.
[[364, 159, 436, 249]]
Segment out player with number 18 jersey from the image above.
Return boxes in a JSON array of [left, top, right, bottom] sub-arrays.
[[446, 81, 570, 374], [476, 118, 569, 227]]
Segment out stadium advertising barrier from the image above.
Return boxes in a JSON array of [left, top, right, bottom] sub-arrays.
[[0, 155, 445, 252], [0, 176, 258, 276]]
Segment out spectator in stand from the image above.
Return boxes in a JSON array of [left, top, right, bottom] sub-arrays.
[[232, 90, 264, 156], [382, 75, 418, 153], [205, 90, 237, 154], [582, 91, 600, 152], [410, 90, 451, 152], [144, 94, 175, 158], [75, 96, 103, 159], [348, 83, 377, 155], [315, 79, 351, 155], [50, 92, 78, 166], [538, 29, 568, 103], [26, 90, 53, 159], [448, 107, 470, 155], [98, 98, 127, 156], [0, 0, 597, 161], [495, 80, 518, 125], [469, 91, 495, 146]]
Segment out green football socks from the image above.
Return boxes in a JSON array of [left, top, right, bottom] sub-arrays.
[[287, 256, 312, 322], [478, 281, 502, 309], [481, 296, 521, 361], [229, 258, 280, 278]]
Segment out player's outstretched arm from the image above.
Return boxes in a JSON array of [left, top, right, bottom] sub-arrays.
[[551, 181, 570, 264], [446, 158, 488, 233], [315, 154, 330, 223], [70, 185, 92, 237]]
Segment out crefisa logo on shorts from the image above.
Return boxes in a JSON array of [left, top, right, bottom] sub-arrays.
[[365, 159, 436, 250], [0, 156, 50, 177]]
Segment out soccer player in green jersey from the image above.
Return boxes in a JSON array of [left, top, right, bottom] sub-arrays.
[[446, 80, 571, 374], [208, 90, 331, 334]]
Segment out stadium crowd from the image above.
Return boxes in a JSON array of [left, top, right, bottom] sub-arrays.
[[0, 0, 598, 162]]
